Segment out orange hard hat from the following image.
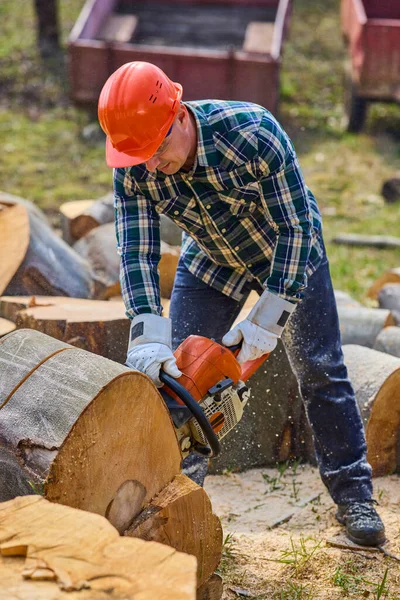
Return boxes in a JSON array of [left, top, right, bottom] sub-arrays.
[[98, 62, 183, 168]]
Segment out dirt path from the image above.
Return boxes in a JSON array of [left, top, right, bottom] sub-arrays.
[[204, 465, 400, 599]]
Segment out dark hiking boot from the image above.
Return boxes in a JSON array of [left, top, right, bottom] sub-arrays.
[[336, 500, 386, 547]]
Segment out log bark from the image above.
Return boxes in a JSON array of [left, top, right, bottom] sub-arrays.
[[0, 202, 29, 294], [0, 329, 222, 584], [59, 195, 114, 244], [332, 233, 400, 249], [2, 197, 95, 299], [343, 344, 400, 476], [368, 267, 400, 300], [0, 295, 129, 363], [337, 305, 395, 347], [378, 283, 400, 324], [373, 327, 400, 359], [0, 495, 197, 599], [73, 223, 181, 299], [127, 474, 223, 586]]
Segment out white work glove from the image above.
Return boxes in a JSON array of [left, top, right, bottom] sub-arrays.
[[222, 290, 296, 364], [126, 314, 182, 387]]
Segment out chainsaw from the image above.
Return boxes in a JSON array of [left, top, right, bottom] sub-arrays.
[[160, 335, 269, 459]]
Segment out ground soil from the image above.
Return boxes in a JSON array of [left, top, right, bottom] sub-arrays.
[[204, 465, 400, 599]]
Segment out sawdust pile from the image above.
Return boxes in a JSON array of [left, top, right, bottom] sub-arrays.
[[205, 465, 400, 599]]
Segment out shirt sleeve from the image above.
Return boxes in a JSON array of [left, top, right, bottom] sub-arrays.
[[114, 167, 163, 317], [257, 114, 314, 302]]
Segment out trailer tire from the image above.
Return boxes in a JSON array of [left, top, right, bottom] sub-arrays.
[[344, 71, 368, 133]]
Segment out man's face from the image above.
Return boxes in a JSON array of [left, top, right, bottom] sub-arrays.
[[145, 106, 196, 175]]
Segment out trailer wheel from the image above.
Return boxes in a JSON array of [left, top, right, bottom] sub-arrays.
[[344, 71, 368, 133]]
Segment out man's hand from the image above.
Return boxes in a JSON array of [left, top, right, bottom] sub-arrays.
[[222, 289, 296, 364], [126, 314, 182, 387], [222, 320, 278, 363]]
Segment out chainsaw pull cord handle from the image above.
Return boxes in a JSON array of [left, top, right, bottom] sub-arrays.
[[227, 344, 270, 382], [159, 371, 221, 458]]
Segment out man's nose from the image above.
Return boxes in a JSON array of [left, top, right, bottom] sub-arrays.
[[145, 156, 161, 172]]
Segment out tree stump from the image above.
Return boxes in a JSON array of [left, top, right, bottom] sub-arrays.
[[0, 495, 197, 599], [0, 328, 222, 586], [343, 344, 400, 476], [368, 267, 400, 300], [337, 305, 395, 347]]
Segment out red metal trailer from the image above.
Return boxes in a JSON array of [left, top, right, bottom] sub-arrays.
[[68, 0, 292, 114], [341, 0, 400, 132]]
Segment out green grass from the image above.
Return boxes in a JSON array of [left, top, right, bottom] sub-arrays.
[[1, 0, 399, 300]]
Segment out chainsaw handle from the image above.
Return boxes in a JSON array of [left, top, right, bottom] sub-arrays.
[[159, 371, 221, 458], [227, 344, 270, 382]]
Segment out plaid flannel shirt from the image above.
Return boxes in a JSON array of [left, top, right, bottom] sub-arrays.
[[114, 100, 324, 318]]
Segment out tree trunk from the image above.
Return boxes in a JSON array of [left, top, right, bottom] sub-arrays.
[[0, 295, 129, 363], [337, 305, 395, 347], [0, 328, 222, 585], [343, 344, 400, 476], [34, 0, 60, 59], [2, 197, 95, 299], [0, 495, 197, 599], [368, 267, 400, 300]]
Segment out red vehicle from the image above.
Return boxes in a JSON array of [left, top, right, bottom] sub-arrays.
[[341, 0, 400, 131], [68, 0, 292, 114]]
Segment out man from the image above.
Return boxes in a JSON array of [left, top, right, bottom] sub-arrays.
[[98, 61, 385, 547]]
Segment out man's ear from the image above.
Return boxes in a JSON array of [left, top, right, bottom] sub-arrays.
[[177, 103, 188, 125]]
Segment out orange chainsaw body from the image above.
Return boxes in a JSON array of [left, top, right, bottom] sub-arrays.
[[169, 335, 269, 406]]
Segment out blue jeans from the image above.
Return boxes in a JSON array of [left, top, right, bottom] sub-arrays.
[[169, 248, 373, 505]]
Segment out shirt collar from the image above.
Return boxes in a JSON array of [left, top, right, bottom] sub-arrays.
[[185, 102, 219, 169]]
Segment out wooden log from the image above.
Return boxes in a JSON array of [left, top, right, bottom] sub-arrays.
[[196, 574, 223, 600], [73, 223, 180, 299], [334, 289, 361, 308], [3, 197, 95, 299], [378, 283, 400, 324], [1, 295, 129, 363], [0, 329, 222, 584], [0, 318, 15, 338], [374, 327, 400, 358], [127, 474, 222, 586], [368, 267, 400, 300], [0, 202, 30, 294], [0, 495, 197, 599], [0, 329, 181, 523], [337, 305, 395, 347], [332, 233, 400, 249], [59, 194, 114, 244], [343, 344, 400, 476]]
